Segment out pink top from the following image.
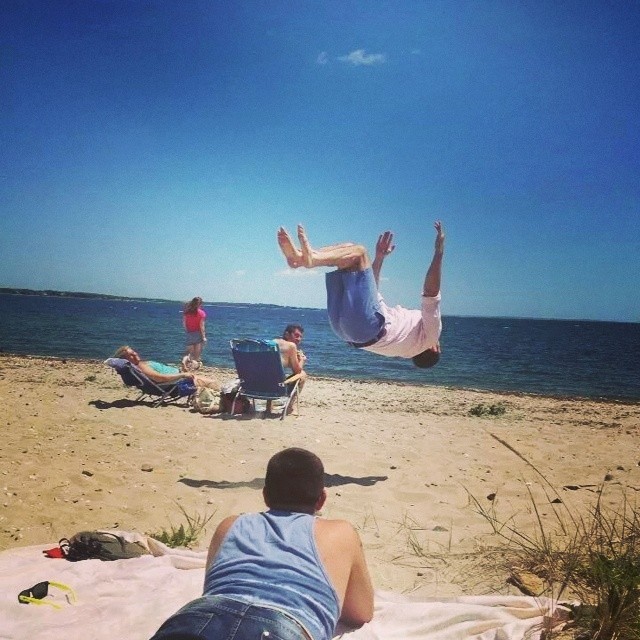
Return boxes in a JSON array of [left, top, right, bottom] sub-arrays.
[[364, 293, 441, 358], [184, 308, 206, 333]]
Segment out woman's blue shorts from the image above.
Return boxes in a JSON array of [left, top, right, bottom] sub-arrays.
[[186, 331, 204, 346]]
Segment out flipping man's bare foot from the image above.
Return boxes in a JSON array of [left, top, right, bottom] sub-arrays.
[[277, 227, 304, 268], [297, 224, 314, 268]]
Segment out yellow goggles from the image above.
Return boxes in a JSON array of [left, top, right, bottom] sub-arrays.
[[18, 580, 77, 609]]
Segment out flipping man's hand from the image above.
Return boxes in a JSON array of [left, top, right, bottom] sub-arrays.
[[434, 221, 444, 255], [375, 231, 395, 261]]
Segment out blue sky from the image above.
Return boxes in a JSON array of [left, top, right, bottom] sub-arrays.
[[1, 1, 638, 321]]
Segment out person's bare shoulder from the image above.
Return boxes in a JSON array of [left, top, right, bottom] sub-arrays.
[[206, 515, 239, 568], [274, 338, 298, 365], [274, 337, 294, 352], [215, 514, 239, 535], [315, 517, 356, 537], [314, 518, 361, 562]]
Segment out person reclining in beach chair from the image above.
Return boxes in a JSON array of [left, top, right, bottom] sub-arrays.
[[149, 447, 374, 640], [112, 346, 220, 391], [277, 221, 444, 368]]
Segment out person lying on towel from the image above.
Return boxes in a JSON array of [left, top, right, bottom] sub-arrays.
[[149, 447, 374, 640]]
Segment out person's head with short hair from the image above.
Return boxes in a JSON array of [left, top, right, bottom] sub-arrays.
[[184, 297, 203, 315], [412, 343, 441, 369], [113, 345, 141, 365], [263, 448, 325, 514], [283, 324, 304, 346]]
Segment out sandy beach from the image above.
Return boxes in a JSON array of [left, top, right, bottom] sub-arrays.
[[2, 354, 639, 598]]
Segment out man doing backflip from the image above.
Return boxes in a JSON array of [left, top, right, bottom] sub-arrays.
[[277, 221, 444, 368]]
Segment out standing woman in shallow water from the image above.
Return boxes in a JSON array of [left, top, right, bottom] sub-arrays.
[[182, 296, 207, 368]]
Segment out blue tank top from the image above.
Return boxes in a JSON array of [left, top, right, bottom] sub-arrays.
[[203, 511, 340, 640]]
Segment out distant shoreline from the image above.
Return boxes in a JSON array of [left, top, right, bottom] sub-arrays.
[[0, 288, 305, 310], [0, 287, 174, 303]]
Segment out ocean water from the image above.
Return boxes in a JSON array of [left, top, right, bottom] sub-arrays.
[[0, 293, 638, 401]]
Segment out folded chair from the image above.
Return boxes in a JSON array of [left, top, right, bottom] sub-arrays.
[[230, 339, 303, 420], [104, 358, 197, 407]]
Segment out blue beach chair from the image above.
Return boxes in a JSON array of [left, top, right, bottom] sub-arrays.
[[104, 358, 196, 407], [230, 339, 303, 420]]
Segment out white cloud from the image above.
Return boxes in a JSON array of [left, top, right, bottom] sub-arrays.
[[338, 49, 386, 66], [234, 270, 246, 277], [316, 51, 329, 65], [276, 268, 321, 278]]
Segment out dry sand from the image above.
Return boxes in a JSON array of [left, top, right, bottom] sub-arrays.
[[1, 354, 639, 598]]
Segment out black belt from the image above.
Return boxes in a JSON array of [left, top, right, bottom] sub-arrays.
[[350, 327, 387, 349]]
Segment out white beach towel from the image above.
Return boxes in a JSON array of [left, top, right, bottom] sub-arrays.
[[0, 534, 567, 640]]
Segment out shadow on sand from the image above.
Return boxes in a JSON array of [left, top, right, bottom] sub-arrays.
[[178, 473, 388, 491], [89, 398, 151, 409], [89, 398, 190, 410]]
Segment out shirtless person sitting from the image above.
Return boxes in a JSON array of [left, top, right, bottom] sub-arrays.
[[113, 346, 220, 391], [149, 447, 374, 640], [268, 325, 307, 414], [274, 324, 307, 382], [277, 221, 444, 368]]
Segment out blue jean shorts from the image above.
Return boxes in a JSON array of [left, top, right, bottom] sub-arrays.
[[325, 268, 385, 345], [149, 595, 312, 640]]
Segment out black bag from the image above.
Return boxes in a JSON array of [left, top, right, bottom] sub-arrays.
[[220, 392, 252, 414], [59, 531, 150, 562]]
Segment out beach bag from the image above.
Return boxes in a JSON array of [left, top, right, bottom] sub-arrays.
[[193, 387, 219, 414], [219, 379, 251, 414], [175, 378, 197, 398], [220, 392, 252, 414], [59, 531, 150, 562]]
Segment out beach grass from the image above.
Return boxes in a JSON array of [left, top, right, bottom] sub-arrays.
[[471, 434, 640, 639], [147, 504, 216, 549]]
